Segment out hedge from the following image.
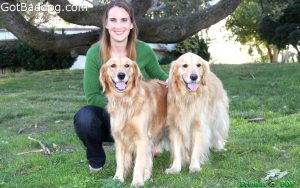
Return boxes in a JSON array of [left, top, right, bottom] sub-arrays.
[[0, 42, 75, 71]]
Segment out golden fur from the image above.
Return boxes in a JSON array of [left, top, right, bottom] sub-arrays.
[[165, 52, 229, 174], [100, 57, 168, 187]]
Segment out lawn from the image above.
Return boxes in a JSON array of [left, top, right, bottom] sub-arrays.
[[0, 63, 299, 187]]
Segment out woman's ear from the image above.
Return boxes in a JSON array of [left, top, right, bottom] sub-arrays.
[[105, 20, 110, 30], [99, 65, 108, 93]]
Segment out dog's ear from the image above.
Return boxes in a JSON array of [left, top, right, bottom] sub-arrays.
[[132, 62, 142, 85], [201, 60, 210, 85], [99, 64, 109, 93], [168, 60, 179, 88]]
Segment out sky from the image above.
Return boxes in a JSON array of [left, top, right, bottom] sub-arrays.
[[207, 19, 257, 64]]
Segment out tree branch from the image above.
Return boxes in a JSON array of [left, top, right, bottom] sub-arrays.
[[138, 0, 242, 43], [130, 0, 152, 17], [147, 0, 166, 13], [47, 0, 152, 25], [47, 0, 105, 27]]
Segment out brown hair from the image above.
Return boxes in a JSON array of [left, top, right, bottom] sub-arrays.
[[100, 1, 138, 63]]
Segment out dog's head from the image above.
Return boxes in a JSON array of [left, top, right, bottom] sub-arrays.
[[99, 57, 142, 94], [168, 52, 210, 93]]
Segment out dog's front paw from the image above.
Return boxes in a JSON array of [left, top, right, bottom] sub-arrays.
[[113, 175, 124, 183], [131, 178, 144, 188], [165, 166, 181, 174], [189, 165, 201, 173], [143, 169, 151, 181], [212, 140, 226, 151]]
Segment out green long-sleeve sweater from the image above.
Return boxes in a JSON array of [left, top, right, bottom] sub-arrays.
[[83, 40, 168, 108]]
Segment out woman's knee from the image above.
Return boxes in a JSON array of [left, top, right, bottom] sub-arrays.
[[74, 105, 112, 142], [74, 106, 103, 135]]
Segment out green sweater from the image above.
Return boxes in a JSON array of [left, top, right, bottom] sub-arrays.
[[83, 40, 168, 108]]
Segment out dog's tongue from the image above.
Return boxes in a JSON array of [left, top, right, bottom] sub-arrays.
[[116, 82, 127, 90], [187, 83, 199, 92]]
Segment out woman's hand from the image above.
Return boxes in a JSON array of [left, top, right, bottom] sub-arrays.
[[155, 79, 168, 88]]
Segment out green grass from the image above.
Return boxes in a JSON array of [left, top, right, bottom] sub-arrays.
[[0, 63, 300, 187]]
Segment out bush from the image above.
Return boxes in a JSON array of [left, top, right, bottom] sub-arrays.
[[0, 42, 75, 71], [159, 35, 210, 65], [176, 35, 210, 61], [159, 51, 180, 65], [0, 45, 21, 71]]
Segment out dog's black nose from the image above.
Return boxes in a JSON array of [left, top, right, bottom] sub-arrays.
[[190, 74, 198, 81], [117, 72, 126, 80]]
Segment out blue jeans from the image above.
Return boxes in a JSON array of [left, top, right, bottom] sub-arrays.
[[74, 105, 113, 168]]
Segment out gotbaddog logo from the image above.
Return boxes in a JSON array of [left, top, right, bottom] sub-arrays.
[[0, 2, 88, 13], [240, 180, 296, 187]]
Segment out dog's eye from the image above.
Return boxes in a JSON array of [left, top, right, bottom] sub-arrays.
[[124, 64, 130, 68], [110, 64, 116, 68], [182, 64, 188, 68], [197, 64, 201, 67]]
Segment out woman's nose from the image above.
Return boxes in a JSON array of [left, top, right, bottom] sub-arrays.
[[113, 20, 123, 27]]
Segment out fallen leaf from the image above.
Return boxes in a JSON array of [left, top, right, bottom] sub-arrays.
[[273, 146, 286, 153], [55, 120, 64, 124], [261, 169, 288, 182], [0, 140, 9, 144]]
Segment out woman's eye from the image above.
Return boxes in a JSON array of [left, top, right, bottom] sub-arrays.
[[121, 18, 129, 22], [183, 64, 188, 68], [109, 18, 116, 22], [124, 64, 130, 68], [110, 64, 116, 68], [197, 64, 201, 67]]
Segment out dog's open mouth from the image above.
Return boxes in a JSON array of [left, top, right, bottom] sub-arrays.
[[183, 79, 199, 92], [112, 79, 128, 92]]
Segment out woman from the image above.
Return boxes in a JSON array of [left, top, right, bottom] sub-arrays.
[[74, 1, 168, 172]]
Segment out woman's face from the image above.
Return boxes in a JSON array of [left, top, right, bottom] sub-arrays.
[[106, 6, 133, 43]]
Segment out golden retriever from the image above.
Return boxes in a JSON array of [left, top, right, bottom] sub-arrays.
[[165, 52, 229, 174], [99, 57, 168, 187]]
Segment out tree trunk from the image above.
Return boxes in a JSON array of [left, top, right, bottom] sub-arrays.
[[266, 45, 273, 63], [292, 44, 300, 62], [271, 45, 279, 63], [266, 44, 279, 63]]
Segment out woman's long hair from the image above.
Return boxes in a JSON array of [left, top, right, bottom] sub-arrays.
[[100, 1, 138, 63]]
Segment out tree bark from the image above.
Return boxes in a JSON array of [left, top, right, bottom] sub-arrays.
[[0, 0, 241, 55], [271, 45, 279, 63], [266, 44, 279, 63], [266, 45, 273, 63], [292, 44, 300, 62]]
